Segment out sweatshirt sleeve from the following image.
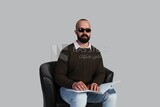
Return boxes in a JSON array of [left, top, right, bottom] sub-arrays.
[[92, 52, 105, 85], [54, 48, 75, 88]]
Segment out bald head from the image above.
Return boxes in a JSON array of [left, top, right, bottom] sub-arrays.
[[75, 19, 91, 29]]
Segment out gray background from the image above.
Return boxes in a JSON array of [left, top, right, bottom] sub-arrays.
[[0, 0, 159, 107]]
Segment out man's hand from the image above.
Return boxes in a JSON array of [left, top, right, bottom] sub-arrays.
[[72, 81, 88, 91], [88, 83, 100, 92]]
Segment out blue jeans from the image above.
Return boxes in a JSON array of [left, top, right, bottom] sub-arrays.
[[60, 85, 117, 107]]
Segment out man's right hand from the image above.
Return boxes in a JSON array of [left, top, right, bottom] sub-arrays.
[[72, 81, 88, 91]]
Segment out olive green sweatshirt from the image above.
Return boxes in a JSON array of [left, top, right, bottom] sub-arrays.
[[54, 43, 105, 89]]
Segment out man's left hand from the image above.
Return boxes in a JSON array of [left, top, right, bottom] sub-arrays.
[[89, 83, 100, 92]]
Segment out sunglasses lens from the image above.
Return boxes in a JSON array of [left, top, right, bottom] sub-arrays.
[[86, 29, 91, 32], [78, 28, 84, 32], [78, 28, 91, 32]]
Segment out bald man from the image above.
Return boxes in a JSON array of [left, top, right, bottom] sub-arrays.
[[55, 19, 117, 107]]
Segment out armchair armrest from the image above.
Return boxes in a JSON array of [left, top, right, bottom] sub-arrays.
[[40, 63, 56, 107], [104, 67, 114, 83]]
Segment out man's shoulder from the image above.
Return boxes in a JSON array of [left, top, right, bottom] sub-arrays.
[[61, 43, 74, 52], [58, 43, 74, 61]]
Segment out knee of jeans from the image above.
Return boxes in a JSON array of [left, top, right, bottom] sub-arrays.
[[107, 93, 117, 101], [104, 89, 117, 101], [71, 93, 87, 104]]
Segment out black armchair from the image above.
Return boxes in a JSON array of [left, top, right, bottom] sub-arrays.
[[40, 61, 114, 107]]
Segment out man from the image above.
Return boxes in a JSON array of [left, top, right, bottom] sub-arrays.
[[55, 19, 117, 107]]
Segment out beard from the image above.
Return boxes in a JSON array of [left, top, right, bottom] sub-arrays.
[[77, 34, 90, 43]]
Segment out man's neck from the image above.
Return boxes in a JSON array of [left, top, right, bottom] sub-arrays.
[[76, 40, 89, 48]]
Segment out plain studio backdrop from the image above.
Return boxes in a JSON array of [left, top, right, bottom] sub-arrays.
[[0, 0, 159, 107]]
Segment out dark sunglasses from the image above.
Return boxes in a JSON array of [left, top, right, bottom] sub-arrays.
[[77, 28, 91, 33]]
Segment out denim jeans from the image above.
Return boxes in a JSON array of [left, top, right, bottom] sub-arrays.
[[60, 84, 117, 107]]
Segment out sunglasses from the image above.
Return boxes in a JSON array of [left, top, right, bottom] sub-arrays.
[[77, 28, 91, 33]]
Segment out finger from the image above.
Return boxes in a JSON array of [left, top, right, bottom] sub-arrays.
[[82, 84, 88, 90], [93, 84, 99, 91], [77, 84, 84, 91], [93, 84, 97, 91], [75, 82, 83, 90], [74, 83, 82, 91], [90, 84, 94, 90], [95, 85, 99, 91], [74, 86, 80, 91], [91, 84, 95, 91], [80, 84, 88, 90], [97, 86, 100, 92], [79, 81, 88, 90]]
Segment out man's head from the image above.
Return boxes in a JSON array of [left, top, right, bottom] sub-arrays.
[[75, 19, 91, 43]]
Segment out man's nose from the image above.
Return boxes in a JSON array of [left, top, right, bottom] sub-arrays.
[[83, 30, 87, 34]]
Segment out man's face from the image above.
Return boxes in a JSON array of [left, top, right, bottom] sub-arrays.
[[75, 21, 91, 43]]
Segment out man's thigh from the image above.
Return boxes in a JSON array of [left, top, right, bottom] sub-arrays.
[[87, 88, 116, 103], [60, 87, 87, 104]]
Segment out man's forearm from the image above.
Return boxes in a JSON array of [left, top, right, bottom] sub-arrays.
[[55, 74, 75, 88]]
